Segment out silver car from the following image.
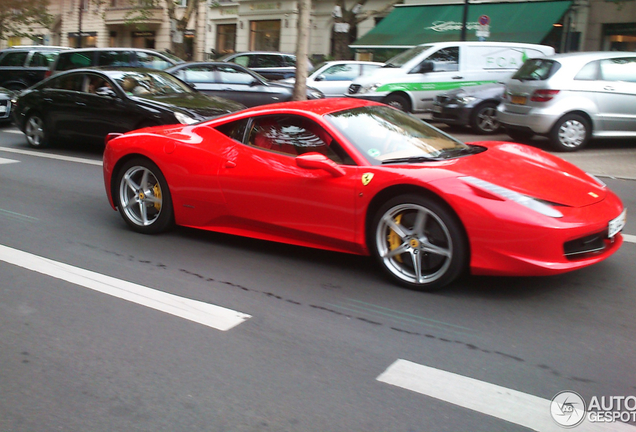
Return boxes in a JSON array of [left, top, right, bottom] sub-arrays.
[[497, 52, 636, 151]]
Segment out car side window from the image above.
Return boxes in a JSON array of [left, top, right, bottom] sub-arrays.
[[216, 118, 250, 142], [218, 66, 255, 85], [426, 47, 459, 72], [51, 74, 83, 91], [283, 55, 296, 67], [98, 51, 131, 67], [0, 51, 28, 67], [56, 52, 92, 70], [361, 64, 382, 75], [574, 61, 599, 81], [321, 64, 358, 81], [599, 57, 636, 83], [255, 55, 281, 68], [137, 52, 172, 70], [182, 66, 216, 83], [247, 115, 349, 164], [28, 52, 53, 67], [232, 55, 250, 67]]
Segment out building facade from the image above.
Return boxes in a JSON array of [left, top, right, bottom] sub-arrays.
[[2, 0, 635, 60]]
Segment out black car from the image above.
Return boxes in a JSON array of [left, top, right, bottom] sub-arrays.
[[217, 52, 314, 80], [165, 62, 324, 107], [0, 87, 15, 123], [0, 45, 70, 91], [12, 68, 245, 148], [430, 83, 505, 134]]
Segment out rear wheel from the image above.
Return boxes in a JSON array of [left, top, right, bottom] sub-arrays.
[[370, 195, 468, 291], [114, 158, 174, 234], [25, 113, 49, 148], [384, 94, 411, 112], [470, 102, 501, 134], [549, 114, 590, 152]]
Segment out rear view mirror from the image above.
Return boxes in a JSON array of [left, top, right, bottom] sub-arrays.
[[416, 60, 434, 74], [96, 88, 117, 98], [296, 153, 345, 177]]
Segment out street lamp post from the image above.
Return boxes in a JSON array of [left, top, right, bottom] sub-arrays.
[[460, 0, 469, 41]]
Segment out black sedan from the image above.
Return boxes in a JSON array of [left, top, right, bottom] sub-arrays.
[[12, 68, 245, 148], [430, 83, 505, 134], [165, 62, 324, 108], [0, 86, 15, 124]]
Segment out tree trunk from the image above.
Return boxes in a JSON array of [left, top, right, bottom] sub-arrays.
[[292, 0, 311, 100]]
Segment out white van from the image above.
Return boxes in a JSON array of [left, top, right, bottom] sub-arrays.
[[347, 41, 555, 113]]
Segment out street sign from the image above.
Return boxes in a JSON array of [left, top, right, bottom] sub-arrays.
[[479, 15, 490, 26]]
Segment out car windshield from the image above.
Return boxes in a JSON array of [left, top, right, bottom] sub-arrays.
[[110, 71, 196, 97], [383, 45, 431, 68], [325, 105, 472, 165]]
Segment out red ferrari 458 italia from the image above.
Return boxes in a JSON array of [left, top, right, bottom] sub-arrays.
[[103, 98, 626, 291]]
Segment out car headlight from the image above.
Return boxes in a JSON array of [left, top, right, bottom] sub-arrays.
[[455, 95, 477, 105], [174, 112, 197, 125], [359, 83, 382, 94], [462, 176, 563, 218]]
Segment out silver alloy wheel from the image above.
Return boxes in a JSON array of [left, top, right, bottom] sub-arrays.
[[25, 115, 46, 147], [119, 165, 163, 227], [375, 203, 453, 285], [474, 105, 500, 133], [557, 118, 587, 148]]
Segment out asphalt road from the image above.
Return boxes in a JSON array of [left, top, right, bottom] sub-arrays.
[[1, 122, 635, 432]]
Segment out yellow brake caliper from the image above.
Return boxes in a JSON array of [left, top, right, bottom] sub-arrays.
[[387, 214, 404, 263], [153, 183, 162, 211]]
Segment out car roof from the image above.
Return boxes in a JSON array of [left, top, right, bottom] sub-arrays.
[[542, 51, 636, 61], [2, 45, 70, 50], [226, 97, 381, 118]]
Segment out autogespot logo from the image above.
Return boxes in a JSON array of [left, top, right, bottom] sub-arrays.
[[551, 391, 586, 428]]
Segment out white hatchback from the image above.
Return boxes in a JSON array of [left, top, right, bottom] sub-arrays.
[[497, 51, 636, 151]]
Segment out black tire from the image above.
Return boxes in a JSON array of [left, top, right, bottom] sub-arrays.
[[384, 94, 411, 112], [114, 158, 174, 234], [549, 113, 590, 152], [24, 113, 50, 148], [369, 194, 468, 291], [505, 128, 534, 142], [470, 102, 501, 134]]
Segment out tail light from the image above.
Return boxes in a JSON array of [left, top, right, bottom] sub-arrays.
[[44, 70, 51, 79], [531, 89, 559, 102]]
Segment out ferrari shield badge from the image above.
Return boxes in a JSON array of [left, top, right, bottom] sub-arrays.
[[361, 173, 374, 186]]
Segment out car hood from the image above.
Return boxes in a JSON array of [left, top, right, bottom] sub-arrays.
[[447, 142, 606, 208], [133, 93, 245, 119]]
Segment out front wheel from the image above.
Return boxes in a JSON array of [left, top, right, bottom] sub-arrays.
[[114, 158, 174, 234], [383, 94, 411, 112], [370, 195, 468, 291], [549, 114, 590, 152], [470, 102, 501, 134], [25, 113, 49, 148]]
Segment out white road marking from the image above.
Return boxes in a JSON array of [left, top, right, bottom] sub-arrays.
[[623, 234, 636, 244], [377, 359, 635, 432], [0, 146, 102, 166], [0, 156, 18, 164], [0, 244, 251, 331]]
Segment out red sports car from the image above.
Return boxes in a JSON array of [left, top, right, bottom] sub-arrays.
[[103, 98, 626, 291]]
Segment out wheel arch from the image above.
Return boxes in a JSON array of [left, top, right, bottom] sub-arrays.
[[551, 110, 595, 136], [109, 153, 160, 209], [383, 91, 413, 111]]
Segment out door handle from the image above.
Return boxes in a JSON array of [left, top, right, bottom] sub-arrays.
[[604, 86, 615, 91], [452, 76, 463, 79], [76, 102, 86, 106], [224, 160, 236, 168]]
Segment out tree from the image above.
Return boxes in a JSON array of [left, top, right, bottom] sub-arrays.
[[0, 0, 54, 42], [331, 0, 402, 60], [292, 0, 311, 100]]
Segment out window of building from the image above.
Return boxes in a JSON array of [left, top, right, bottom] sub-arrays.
[[216, 24, 236, 56], [249, 20, 280, 51]]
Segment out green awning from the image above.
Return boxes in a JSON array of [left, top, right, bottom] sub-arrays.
[[351, 1, 572, 48]]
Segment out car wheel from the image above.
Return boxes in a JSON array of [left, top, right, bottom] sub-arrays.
[[25, 113, 49, 148], [470, 102, 501, 134], [370, 194, 468, 291], [384, 94, 411, 112], [115, 158, 174, 234], [505, 128, 534, 142], [549, 114, 590, 152]]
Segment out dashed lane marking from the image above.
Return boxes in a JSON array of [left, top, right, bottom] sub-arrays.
[[377, 359, 635, 432], [0, 157, 18, 164], [0, 244, 251, 331], [0, 146, 101, 166], [624, 234, 636, 244]]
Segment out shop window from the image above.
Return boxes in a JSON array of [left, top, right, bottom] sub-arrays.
[[249, 20, 280, 51]]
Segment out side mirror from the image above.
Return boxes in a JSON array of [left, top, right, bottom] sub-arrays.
[[416, 60, 434, 74], [249, 79, 261, 87], [314, 74, 325, 82], [96, 88, 117, 98], [296, 152, 345, 177]]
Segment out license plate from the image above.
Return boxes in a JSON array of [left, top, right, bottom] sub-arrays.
[[511, 95, 527, 105], [0, 106, 6, 114], [608, 209, 627, 239]]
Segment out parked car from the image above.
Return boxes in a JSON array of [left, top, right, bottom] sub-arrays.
[[497, 52, 636, 151], [347, 41, 555, 113], [102, 98, 625, 291], [48, 48, 184, 78], [0, 45, 71, 91], [431, 83, 505, 134], [0, 87, 15, 123], [278, 60, 383, 98], [218, 51, 314, 80], [165, 61, 323, 107], [12, 67, 244, 148]]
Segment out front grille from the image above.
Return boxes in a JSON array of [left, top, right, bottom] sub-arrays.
[[435, 95, 451, 105], [564, 231, 607, 258], [0, 100, 10, 120], [348, 84, 361, 94]]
